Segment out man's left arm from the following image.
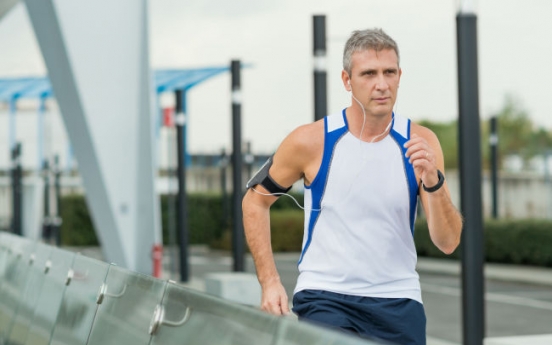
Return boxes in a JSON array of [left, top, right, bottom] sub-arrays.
[[404, 125, 463, 254]]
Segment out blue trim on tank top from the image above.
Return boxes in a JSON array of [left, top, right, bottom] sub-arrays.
[[298, 109, 418, 265], [299, 109, 348, 265], [390, 118, 419, 234]]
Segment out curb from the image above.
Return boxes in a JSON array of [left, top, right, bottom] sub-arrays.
[[416, 257, 552, 286]]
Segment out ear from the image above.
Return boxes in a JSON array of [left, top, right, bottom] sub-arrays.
[[398, 67, 403, 84], [341, 70, 351, 91]]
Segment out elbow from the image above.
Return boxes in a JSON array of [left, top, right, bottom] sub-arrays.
[[440, 242, 459, 255], [437, 228, 462, 255], [430, 214, 463, 255]]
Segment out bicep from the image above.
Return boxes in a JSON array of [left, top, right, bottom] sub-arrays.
[[269, 126, 320, 188]]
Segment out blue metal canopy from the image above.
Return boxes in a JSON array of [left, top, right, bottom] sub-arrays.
[[0, 66, 230, 101]]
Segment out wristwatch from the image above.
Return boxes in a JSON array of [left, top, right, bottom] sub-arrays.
[[422, 169, 445, 193]]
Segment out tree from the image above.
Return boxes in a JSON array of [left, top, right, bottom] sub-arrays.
[[494, 94, 533, 160], [420, 94, 552, 171]]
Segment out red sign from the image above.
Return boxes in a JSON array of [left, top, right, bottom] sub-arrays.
[[163, 107, 174, 127]]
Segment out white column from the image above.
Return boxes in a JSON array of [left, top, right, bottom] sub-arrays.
[[24, 0, 160, 273], [0, 0, 19, 20]]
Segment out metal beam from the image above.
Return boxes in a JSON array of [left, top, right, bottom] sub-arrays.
[[24, 0, 160, 273], [231, 60, 244, 272], [0, 0, 19, 21], [457, 11, 486, 345], [313, 15, 327, 122]]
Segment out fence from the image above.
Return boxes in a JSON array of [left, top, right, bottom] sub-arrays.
[[0, 231, 380, 345]]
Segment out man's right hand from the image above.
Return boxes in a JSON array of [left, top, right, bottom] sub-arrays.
[[260, 281, 290, 316]]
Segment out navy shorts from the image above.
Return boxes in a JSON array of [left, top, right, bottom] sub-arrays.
[[292, 290, 426, 345]]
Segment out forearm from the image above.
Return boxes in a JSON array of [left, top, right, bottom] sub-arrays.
[[425, 186, 463, 254], [242, 195, 281, 286]]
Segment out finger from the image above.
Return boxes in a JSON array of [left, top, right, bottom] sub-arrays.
[[408, 148, 428, 163], [403, 133, 422, 148], [404, 141, 428, 158], [265, 301, 283, 315], [280, 296, 290, 315]]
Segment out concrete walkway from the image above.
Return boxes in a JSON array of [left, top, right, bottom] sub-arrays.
[[416, 257, 552, 286]]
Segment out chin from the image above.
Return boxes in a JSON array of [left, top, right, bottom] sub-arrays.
[[371, 107, 393, 117]]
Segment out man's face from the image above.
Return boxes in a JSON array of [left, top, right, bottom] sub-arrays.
[[345, 48, 402, 118]]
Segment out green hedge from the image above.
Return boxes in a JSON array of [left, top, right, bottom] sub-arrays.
[[60, 195, 97, 246], [59, 193, 552, 267], [60, 194, 227, 247], [60, 192, 304, 247], [484, 219, 552, 266], [257, 212, 552, 268], [414, 217, 552, 267]]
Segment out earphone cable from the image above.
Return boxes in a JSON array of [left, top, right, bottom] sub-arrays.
[[251, 187, 322, 211]]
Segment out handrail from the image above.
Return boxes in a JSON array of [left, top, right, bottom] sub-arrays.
[[0, 231, 380, 345]]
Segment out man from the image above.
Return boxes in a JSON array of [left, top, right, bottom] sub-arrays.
[[242, 28, 463, 345]]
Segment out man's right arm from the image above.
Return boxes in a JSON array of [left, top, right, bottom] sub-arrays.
[[242, 187, 289, 315], [242, 122, 322, 315]]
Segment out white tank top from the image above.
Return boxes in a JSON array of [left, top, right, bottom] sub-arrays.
[[294, 109, 422, 303]]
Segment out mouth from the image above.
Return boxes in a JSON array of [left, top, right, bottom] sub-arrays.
[[373, 97, 389, 103]]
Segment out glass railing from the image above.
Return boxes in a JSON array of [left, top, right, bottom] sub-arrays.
[[6, 242, 52, 345], [0, 231, 383, 345], [87, 264, 167, 345], [24, 247, 76, 345], [49, 253, 110, 345], [148, 281, 281, 345], [0, 233, 37, 342], [274, 315, 381, 345]]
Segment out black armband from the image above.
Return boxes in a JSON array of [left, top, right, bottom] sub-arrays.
[[422, 169, 445, 193], [246, 156, 292, 195]]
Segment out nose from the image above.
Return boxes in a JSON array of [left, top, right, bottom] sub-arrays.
[[375, 76, 389, 91]]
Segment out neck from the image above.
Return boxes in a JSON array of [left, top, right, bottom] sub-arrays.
[[347, 106, 393, 142]]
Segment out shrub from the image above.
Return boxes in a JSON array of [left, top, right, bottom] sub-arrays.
[[58, 193, 552, 268], [270, 210, 303, 252], [485, 219, 552, 266], [415, 217, 552, 267], [60, 194, 98, 246], [61, 193, 227, 247]]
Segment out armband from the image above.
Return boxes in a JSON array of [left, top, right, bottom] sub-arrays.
[[246, 156, 292, 195], [422, 169, 445, 193]]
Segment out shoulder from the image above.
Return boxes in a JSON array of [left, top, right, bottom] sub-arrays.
[[279, 120, 324, 155], [270, 119, 325, 186], [410, 121, 440, 146]]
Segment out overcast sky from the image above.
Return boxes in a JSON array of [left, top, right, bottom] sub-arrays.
[[0, 0, 551, 154]]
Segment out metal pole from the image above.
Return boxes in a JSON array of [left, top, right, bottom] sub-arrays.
[[42, 159, 50, 241], [231, 60, 245, 272], [546, 150, 552, 219], [11, 143, 22, 236], [167, 109, 178, 278], [175, 89, 189, 282], [53, 155, 62, 246], [244, 141, 254, 181], [490, 116, 498, 219], [457, 10, 485, 345], [37, 98, 46, 170], [220, 148, 229, 229], [9, 98, 16, 152], [313, 15, 327, 122]]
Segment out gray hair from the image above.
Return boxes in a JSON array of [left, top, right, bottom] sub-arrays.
[[343, 28, 400, 75]]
